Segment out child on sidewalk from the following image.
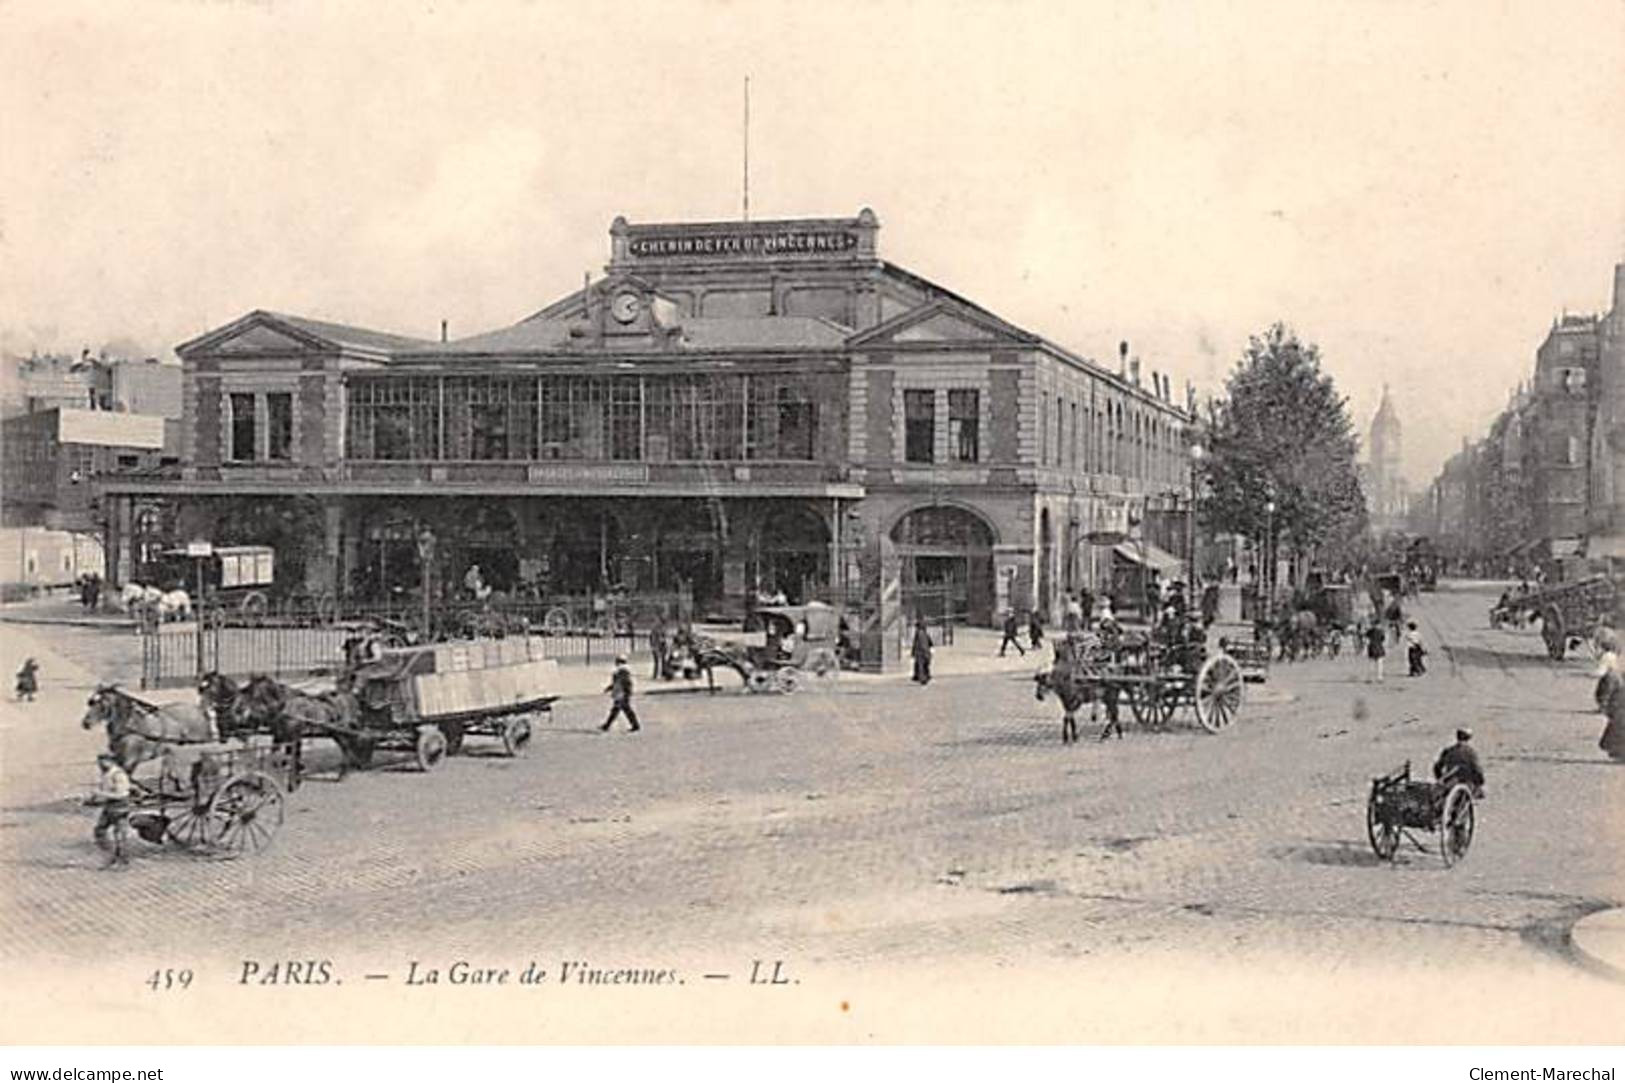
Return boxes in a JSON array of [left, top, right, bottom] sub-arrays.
[[1406, 621, 1428, 677], [14, 658, 38, 702], [1364, 620, 1387, 683]]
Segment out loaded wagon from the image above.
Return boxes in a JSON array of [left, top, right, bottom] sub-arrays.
[[342, 637, 560, 769], [1492, 574, 1618, 660], [1051, 622, 1246, 734]]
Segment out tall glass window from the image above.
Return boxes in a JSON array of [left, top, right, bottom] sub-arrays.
[[904, 389, 935, 463], [229, 393, 256, 461], [266, 393, 293, 460], [948, 389, 979, 463]]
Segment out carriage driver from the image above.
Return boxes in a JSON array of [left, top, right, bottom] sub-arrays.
[[88, 752, 133, 868], [1433, 728, 1485, 796]]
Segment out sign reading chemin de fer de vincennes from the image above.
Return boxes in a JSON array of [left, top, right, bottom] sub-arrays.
[[628, 230, 860, 258]]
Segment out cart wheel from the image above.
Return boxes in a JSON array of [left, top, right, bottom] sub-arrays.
[[206, 772, 285, 858], [1541, 606, 1566, 661], [501, 716, 533, 757], [1194, 654, 1243, 733], [775, 667, 803, 694], [1440, 784, 1475, 867], [542, 607, 571, 636], [415, 727, 448, 772], [239, 591, 270, 621], [747, 670, 774, 694], [1366, 794, 1400, 861], [440, 721, 466, 756], [165, 802, 213, 849]]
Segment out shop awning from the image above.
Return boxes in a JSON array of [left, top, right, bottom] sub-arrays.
[[1113, 541, 1184, 577]]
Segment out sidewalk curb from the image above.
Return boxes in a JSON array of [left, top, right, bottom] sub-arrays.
[[1569, 907, 1625, 982], [0, 614, 134, 630]]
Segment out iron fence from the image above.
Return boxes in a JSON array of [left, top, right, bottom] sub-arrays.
[[137, 603, 651, 689]]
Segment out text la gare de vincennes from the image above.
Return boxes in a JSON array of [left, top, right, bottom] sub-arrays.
[[1471, 1071, 1615, 1081]]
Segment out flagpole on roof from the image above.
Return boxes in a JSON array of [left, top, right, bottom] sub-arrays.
[[743, 75, 751, 222]]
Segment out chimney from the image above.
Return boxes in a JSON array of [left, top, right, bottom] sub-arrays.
[[440, 320, 448, 343], [1614, 262, 1625, 311], [1130, 356, 1141, 387], [1118, 341, 1128, 379]]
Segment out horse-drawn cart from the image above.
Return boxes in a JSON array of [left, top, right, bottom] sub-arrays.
[[116, 740, 288, 859], [670, 603, 843, 694], [1105, 632, 1246, 733], [1038, 625, 1245, 740], [343, 638, 560, 768]]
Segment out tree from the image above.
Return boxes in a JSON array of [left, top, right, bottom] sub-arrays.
[[1199, 323, 1368, 583]]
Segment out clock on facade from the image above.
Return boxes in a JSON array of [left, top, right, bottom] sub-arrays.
[[610, 291, 641, 324]]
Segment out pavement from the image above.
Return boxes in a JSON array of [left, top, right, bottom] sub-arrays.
[[1571, 907, 1625, 979], [5, 578, 1625, 1044], [0, 593, 135, 629]]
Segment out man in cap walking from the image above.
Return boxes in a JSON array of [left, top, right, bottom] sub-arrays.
[[601, 654, 641, 732]]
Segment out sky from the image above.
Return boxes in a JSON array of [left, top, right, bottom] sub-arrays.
[[3, 0, 1622, 487]]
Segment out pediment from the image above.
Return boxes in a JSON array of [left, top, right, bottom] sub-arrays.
[[213, 323, 317, 353], [894, 312, 1000, 342], [848, 299, 1036, 349], [177, 311, 333, 357]]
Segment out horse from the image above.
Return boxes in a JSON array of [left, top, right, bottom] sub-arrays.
[[230, 674, 359, 787], [81, 685, 215, 772], [1034, 641, 1122, 744], [157, 589, 192, 622]]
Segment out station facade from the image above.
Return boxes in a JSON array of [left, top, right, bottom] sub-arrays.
[[105, 209, 1194, 626]]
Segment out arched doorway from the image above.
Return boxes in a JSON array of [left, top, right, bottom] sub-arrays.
[[756, 504, 830, 603], [1038, 508, 1053, 618], [890, 504, 997, 626], [651, 500, 723, 607], [457, 504, 521, 594], [549, 502, 621, 596], [356, 505, 423, 602]]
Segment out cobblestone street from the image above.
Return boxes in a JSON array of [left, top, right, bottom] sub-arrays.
[[3, 581, 1623, 1042]]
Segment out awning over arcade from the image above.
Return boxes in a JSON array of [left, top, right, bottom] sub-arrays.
[[1112, 541, 1183, 577]]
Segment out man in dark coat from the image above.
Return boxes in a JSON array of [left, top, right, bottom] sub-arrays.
[[911, 617, 933, 685], [1433, 728, 1484, 792], [998, 611, 1025, 657], [1027, 610, 1045, 651], [649, 617, 669, 680], [600, 654, 641, 732]]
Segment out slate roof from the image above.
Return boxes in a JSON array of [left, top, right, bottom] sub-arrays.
[[265, 312, 437, 354], [416, 315, 851, 357]]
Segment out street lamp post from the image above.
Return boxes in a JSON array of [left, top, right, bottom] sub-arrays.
[[1187, 444, 1204, 586], [1263, 499, 1276, 625], [416, 527, 436, 641]]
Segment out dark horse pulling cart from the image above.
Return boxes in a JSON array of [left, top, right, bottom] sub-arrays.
[[1365, 760, 1478, 867]]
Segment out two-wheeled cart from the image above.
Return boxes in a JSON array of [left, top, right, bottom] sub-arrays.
[[1365, 760, 1477, 867]]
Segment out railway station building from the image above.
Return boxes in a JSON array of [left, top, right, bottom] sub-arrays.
[[104, 209, 1195, 630]]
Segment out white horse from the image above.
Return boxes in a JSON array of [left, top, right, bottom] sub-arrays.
[[119, 582, 151, 611], [158, 589, 192, 622]]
